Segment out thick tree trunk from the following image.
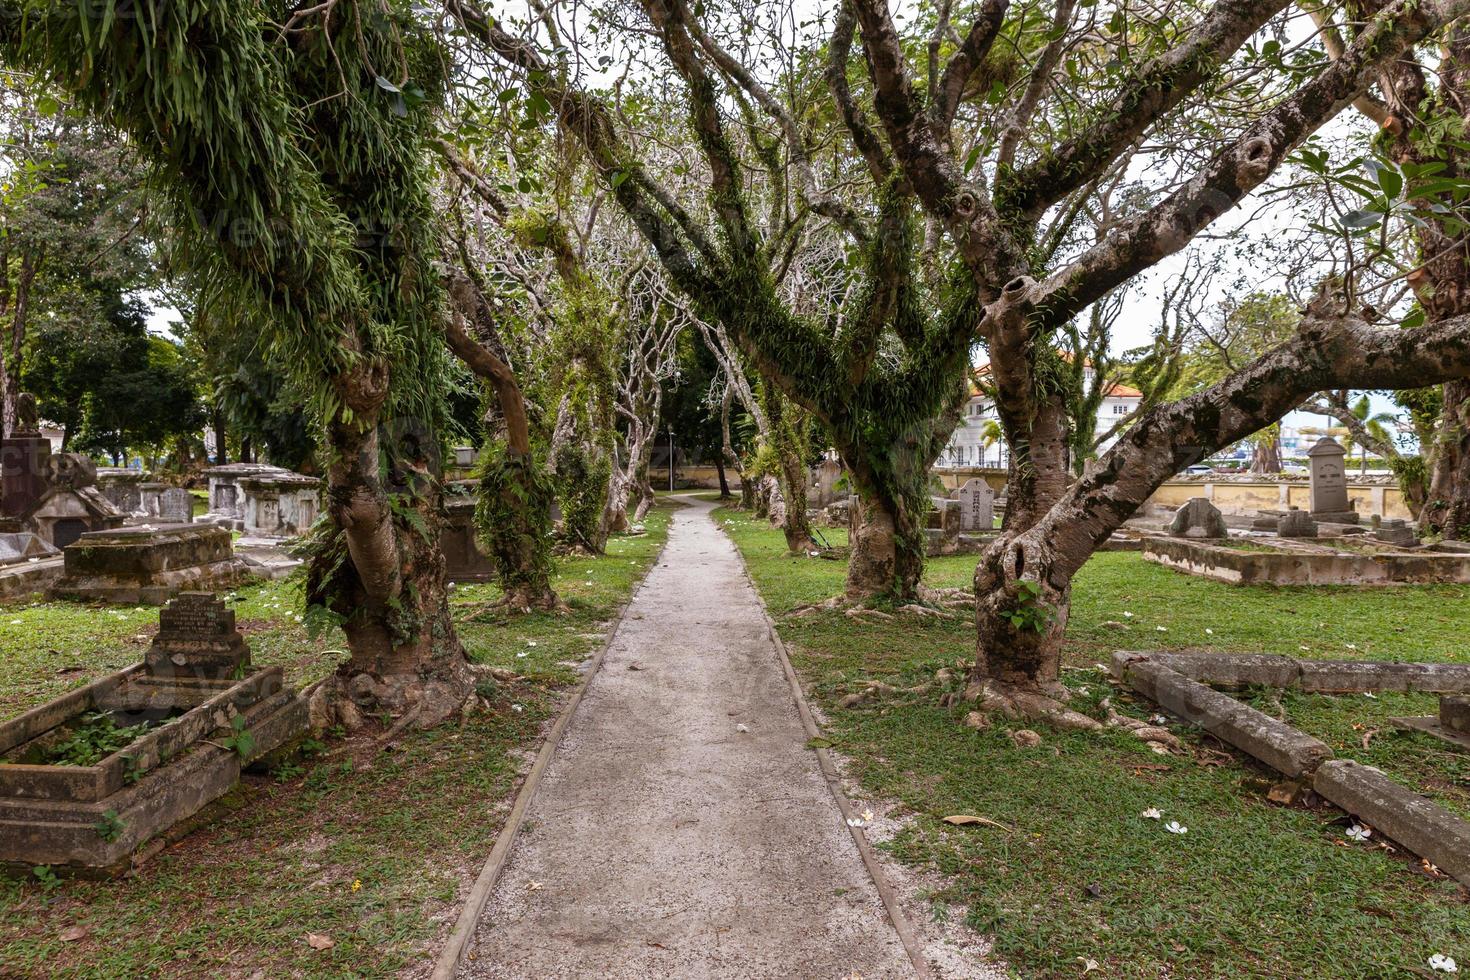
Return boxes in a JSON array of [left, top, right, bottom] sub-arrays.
[[1251, 436, 1282, 474], [715, 453, 731, 498], [212, 405, 229, 465], [309, 361, 473, 728], [444, 282, 558, 609], [1423, 380, 1470, 538], [777, 440, 815, 554], [971, 393, 1074, 692], [845, 488, 924, 600], [2, 250, 39, 438]]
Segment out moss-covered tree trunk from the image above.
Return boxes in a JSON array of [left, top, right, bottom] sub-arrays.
[[1423, 381, 1470, 538], [310, 363, 473, 726], [968, 392, 1074, 698], [445, 274, 558, 610]]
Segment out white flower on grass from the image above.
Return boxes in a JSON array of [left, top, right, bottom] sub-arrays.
[[526, 640, 538, 647], [1364, 692, 1378, 700], [1429, 954, 1458, 973], [516, 652, 528, 659], [1299, 645, 1310, 651], [1141, 808, 1163, 820], [1165, 820, 1188, 835], [1205, 628, 1214, 635], [1155, 626, 1168, 633], [1122, 611, 1134, 618], [1346, 824, 1372, 843], [510, 703, 524, 713], [1345, 643, 1358, 651]]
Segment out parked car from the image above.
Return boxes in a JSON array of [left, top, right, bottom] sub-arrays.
[[1181, 464, 1213, 476]]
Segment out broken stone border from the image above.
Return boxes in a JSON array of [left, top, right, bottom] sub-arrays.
[[1112, 650, 1470, 885]]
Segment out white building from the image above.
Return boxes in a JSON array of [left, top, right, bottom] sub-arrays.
[[939, 364, 1144, 469]]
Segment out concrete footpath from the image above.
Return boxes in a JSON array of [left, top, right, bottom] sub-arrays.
[[459, 497, 918, 979]]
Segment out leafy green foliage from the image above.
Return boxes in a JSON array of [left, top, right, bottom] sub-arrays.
[[997, 578, 1055, 633], [92, 809, 125, 843], [473, 443, 555, 593], [37, 712, 150, 767], [220, 716, 256, 760]]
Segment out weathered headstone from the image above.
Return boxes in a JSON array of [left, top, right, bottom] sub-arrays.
[[929, 497, 962, 534], [1277, 508, 1318, 538], [958, 478, 995, 532], [144, 592, 251, 680], [0, 394, 51, 525], [1168, 496, 1228, 538], [1442, 696, 1470, 735], [1307, 437, 1358, 522], [159, 488, 195, 524], [1374, 518, 1417, 547]]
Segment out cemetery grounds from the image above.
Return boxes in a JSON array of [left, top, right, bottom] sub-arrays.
[[0, 506, 673, 978], [717, 502, 1470, 979]]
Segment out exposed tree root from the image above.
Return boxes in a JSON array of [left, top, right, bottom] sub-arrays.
[[306, 657, 478, 733], [963, 678, 1102, 731], [785, 590, 963, 620]]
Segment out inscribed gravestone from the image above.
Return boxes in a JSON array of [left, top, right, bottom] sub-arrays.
[[958, 478, 994, 532], [1307, 437, 1352, 517], [159, 488, 194, 524], [144, 592, 250, 680]]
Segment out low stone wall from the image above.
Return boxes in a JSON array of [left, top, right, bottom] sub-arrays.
[[1113, 650, 1470, 886], [1140, 535, 1470, 586], [1145, 478, 1411, 520]]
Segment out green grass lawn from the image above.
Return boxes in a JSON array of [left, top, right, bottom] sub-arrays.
[[0, 505, 672, 979], [717, 506, 1470, 979]]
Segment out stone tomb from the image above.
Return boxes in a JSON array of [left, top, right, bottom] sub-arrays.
[[1114, 650, 1470, 886], [443, 490, 496, 583], [1142, 533, 1470, 586], [1307, 437, 1359, 523], [96, 469, 147, 514], [201, 463, 284, 527], [958, 478, 996, 532], [1168, 496, 1228, 538], [239, 472, 320, 539], [138, 483, 195, 525], [49, 524, 252, 605], [1278, 508, 1318, 538], [0, 403, 123, 549], [0, 594, 306, 872], [144, 593, 251, 680]]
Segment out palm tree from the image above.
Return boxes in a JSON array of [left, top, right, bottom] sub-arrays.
[[1350, 394, 1398, 475], [980, 419, 1005, 469]]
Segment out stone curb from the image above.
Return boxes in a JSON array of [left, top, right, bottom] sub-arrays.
[[1312, 760, 1470, 882], [1114, 650, 1470, 886]]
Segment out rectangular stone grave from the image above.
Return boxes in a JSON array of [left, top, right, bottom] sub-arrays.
[[958, 478, 994, 532], [49, 525, 252, 605], [0, 593, 306, 872], [0, 531, 58, 566]]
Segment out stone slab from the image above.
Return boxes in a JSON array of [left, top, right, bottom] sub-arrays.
[[1312, 759, 1470, 885], [1120, 659, 1333, 778], [1390, 715, 1470, 751], [1443, 696, 1470, 733], [1296, 660, 1470, 694]]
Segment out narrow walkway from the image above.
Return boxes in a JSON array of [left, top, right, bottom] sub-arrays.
[[460, 497, 916, 979]]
